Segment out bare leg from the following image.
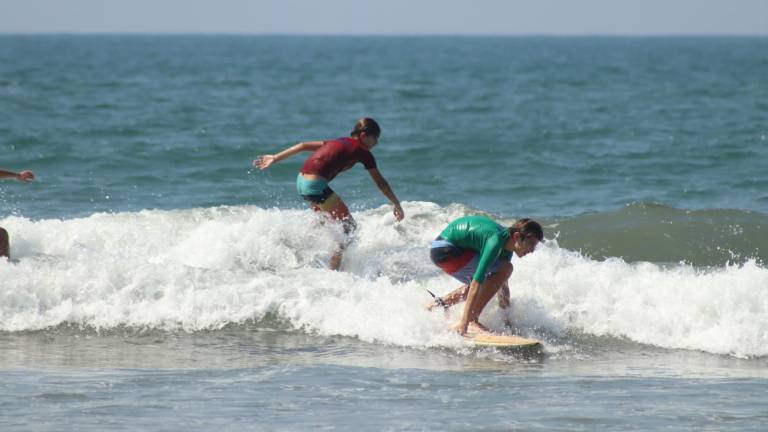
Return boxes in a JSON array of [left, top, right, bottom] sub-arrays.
[[0, 227, 9, 259], [442, 284, 469, 306], [329, 247, 344, 271], [425, 284, 469, 311], [312, 194, 354, 271]]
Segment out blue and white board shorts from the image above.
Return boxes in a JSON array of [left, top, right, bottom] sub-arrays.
[[430, 237, 506, 284]]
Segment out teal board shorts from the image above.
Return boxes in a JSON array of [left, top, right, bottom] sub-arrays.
[[296, 174, 335, 207]]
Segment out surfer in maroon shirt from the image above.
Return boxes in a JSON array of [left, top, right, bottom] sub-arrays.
[[254, 118, 404, 270]]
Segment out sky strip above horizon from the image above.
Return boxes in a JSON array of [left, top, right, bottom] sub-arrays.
[[1, 0, 767, 35]]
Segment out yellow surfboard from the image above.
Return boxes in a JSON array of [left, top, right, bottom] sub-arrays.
[[463, 333, 542, 349]]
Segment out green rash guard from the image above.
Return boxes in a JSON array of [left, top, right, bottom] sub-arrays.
[[439, 215, 512, 283]]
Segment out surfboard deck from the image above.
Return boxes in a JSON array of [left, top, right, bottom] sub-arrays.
[[463, 333, 542, 349]]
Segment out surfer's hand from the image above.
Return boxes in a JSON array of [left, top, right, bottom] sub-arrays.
[[451, 320, 469, 336], [393, 204, 404, 222], [17, 170, 35, 182], [253, 155, 276, 170]]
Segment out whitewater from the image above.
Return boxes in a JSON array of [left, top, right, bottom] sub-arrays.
[[2, 201, 765, 359]]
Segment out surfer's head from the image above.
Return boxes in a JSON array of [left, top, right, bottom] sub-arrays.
[[507, 218, 543, 257], [351, 117, 380, 149]]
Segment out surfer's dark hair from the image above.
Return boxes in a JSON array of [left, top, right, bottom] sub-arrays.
[[510, 218, 544, 242], [351, 117, 381, 138]]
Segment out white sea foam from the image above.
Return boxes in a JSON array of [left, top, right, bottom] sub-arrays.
[[1, 202, 766, 357]]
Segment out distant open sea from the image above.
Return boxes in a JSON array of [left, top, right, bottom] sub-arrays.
[[1, 35, 767, 431]]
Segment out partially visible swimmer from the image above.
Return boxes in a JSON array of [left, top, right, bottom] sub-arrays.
[[0, 168, 36, 259], [428, 216, 543, 335], [253, 118, 404, 270]]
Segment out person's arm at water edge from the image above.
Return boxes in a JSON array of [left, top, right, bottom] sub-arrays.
[[367, 168, 404, 221], [0, 169, 35, 182], [0, 168, 35, 259]]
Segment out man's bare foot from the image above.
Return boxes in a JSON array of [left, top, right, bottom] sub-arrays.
[[450, 320, 492, 336], [449, 321, 466, 335], [467, 321, 492, 335]]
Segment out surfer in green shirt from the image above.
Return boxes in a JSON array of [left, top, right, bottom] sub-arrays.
[[429, 216, 543, 335], [0, 168, 35, 259]]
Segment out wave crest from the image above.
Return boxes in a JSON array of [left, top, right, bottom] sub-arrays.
[[1, 202, 766, 357]]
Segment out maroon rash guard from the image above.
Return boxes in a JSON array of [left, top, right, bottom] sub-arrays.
[[300, 137, 377, 180]]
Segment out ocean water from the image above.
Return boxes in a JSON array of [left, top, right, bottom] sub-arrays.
[[1, 35, 768, 431]]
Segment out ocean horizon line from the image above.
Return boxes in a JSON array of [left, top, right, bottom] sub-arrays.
[[1, 32, 766, 38]]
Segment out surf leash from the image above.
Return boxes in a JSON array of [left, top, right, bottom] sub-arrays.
[[426, 289, 449, 311]]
